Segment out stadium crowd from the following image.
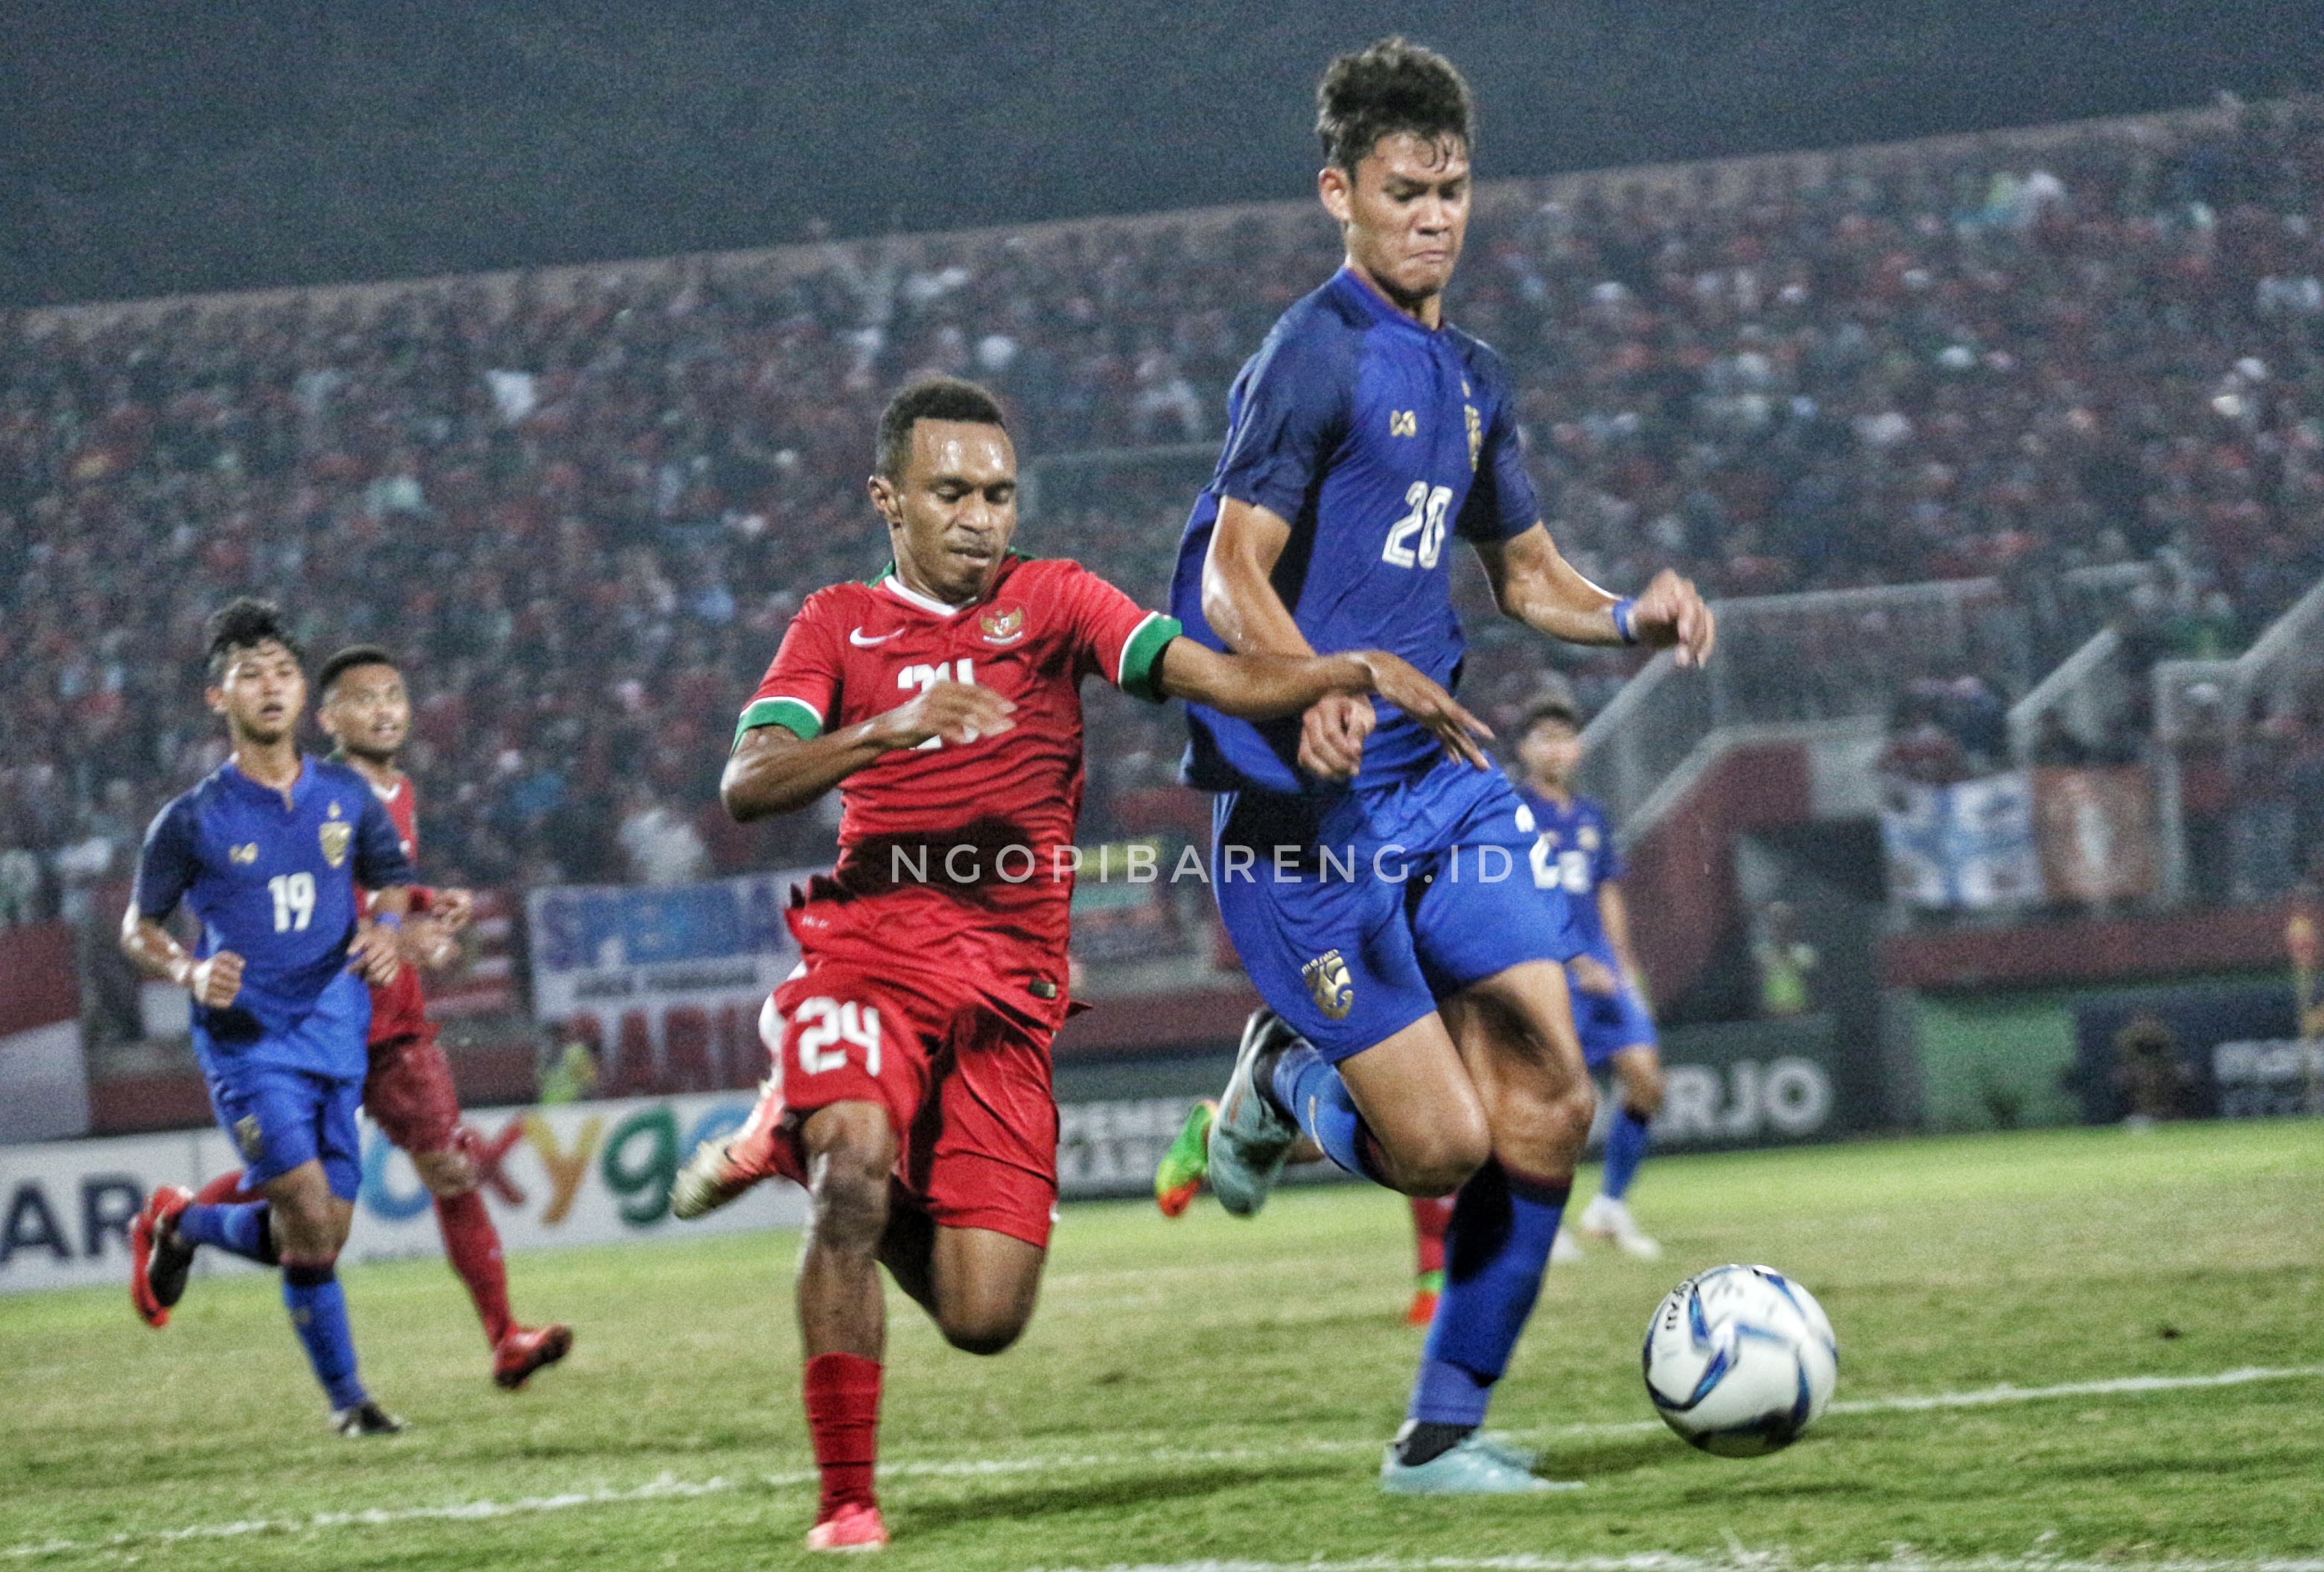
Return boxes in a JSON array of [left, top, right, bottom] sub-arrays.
[[1, 99, 2321, 912]]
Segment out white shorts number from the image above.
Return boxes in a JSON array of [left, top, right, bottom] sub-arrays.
[[792, 997, 882, 1077]]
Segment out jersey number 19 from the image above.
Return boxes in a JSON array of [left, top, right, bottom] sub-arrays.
[[268, 871, 316, 932]]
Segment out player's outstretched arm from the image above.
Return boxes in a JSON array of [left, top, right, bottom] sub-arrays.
[[1155, 640, 1494, 771], [722, 680, 1017, 822], [1204, 495, 1377, 780], [1474, 525, 1717, 668]]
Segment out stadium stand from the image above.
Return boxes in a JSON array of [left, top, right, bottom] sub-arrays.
[[1, 96, 2318, 948]]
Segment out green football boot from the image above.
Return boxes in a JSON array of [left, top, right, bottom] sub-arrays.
[[1154, 1098, 1215, 1218]]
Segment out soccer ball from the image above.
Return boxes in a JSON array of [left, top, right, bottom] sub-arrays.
[[1642, 1264, 1838, 1456]]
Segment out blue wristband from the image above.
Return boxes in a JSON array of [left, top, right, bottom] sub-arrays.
[[375, 912, 403, 931], [1611, 596, 1640, 646]]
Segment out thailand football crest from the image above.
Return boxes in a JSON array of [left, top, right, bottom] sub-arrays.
[[319, 804, 352, 868], [1302, 949, 1354, 1020]]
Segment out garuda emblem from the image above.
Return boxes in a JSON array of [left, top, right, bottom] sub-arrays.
[[980, 604, 1027, 645]]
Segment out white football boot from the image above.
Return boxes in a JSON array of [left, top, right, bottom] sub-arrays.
[[1577, 1194, 1662, 1259]]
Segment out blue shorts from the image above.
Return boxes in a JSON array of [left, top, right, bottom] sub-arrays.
[[194, 971, 372, 1200], [203, 1061, 365, 1198], [1570, 976, 1658, 1068], [1212, 761, 1582, 1063]]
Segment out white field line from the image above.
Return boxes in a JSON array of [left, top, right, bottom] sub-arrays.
[[5, 1363, 2320, 1562], [1016, 1559, 2324, 1572], [1511, 1362, 2324, 1442]]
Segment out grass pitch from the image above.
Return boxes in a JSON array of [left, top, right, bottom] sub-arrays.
[[4, 1121, 2320, 1570]]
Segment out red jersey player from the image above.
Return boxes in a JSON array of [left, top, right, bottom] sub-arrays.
[[194, 647, 573, 1390], [672, 376, 1489, 1551]]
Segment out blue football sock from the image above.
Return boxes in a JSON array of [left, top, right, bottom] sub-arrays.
[[1601, 1107, 1653, 1202], [281, 1262, 366, 1411], [176, 1201, 273, 1263], [1268, 1037, 1388, 1186], [1407, 1160, 1570, 1429]]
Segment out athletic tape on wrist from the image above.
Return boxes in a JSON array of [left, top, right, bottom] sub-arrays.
[[1611, 596, 1640, 645]]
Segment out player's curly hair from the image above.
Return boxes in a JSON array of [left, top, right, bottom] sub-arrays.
[[204, 596, 304, 681], [876, 377, 1008, 480], [316, 643, 398, 697], [1316, 37, 1475, 174]]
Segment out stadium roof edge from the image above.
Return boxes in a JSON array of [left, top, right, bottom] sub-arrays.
[[18, 96, 2304, 333]]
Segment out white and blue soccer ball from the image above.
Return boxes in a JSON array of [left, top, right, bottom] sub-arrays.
[[1643, 1264, 1838, 1456]]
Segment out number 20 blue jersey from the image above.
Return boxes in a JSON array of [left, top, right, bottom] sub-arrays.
[[134, 757, 411, 1069], [1170, 266, 1542, 795]]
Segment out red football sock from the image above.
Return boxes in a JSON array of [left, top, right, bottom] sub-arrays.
[[1411, 1193, 1454, 1277], [803, 1352, 883, 1518], [434, 1189, 514, 1346]]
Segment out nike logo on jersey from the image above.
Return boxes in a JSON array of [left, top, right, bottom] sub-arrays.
[[850, 627, 902, 646]]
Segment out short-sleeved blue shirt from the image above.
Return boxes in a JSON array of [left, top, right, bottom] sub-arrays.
[[134, 756, 411, 1066], [1170, 267, 1541, 795], [1516, 785, 1623, 961]]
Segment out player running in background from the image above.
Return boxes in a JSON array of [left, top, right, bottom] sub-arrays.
[[670, 376, 1487, 1551], [1404, 1193, 1456, 1324], [1161, 40, 1713, 1492], [182, 646, 574, 1387], [1510, 677, 1666, 1260], [123, 599, 413, 1436]]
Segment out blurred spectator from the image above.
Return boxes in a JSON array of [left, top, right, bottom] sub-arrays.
[[1753, 901, 1819, 1017], [0, 852, 41, 929], [2112, 1013, 2191, 1124], [616, 786, 713, 887]]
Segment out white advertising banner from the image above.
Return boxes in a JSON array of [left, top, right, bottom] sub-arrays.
[[1880, 771, 2043, 911], [526, 871, 821, 1024], [0, 1091, 803, 1296]]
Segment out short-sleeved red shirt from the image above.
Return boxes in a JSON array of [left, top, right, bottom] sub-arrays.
[[736, 554, 1179, 1030]]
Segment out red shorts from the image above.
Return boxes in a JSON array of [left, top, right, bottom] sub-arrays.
[[740, 961, 1060, 1250], [364, 1028, 463, 1156]]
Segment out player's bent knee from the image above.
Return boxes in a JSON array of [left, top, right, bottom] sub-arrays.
[[1611, 1049, 1664, 1117], [937, 1308, 1031, 1356], [802, 1118, 896, 1251], [413, 1148, 476, 1197], [1396, 1120, 1490, 1197]]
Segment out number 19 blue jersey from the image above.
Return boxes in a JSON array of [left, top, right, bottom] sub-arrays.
[[1170, 266, 1541, 795], [134, 757, 411, 1069]]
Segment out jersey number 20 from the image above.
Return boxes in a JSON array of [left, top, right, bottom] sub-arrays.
[[1383, 482, 1452, 570]]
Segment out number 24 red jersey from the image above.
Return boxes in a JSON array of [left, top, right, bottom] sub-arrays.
[[736, 555, 1179, 1025]]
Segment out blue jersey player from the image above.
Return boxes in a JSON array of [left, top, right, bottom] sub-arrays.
[[1162, 41, 1714, 1492], [1511, 679, 1666, 1261], [122, 599, 415, 1436]]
